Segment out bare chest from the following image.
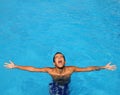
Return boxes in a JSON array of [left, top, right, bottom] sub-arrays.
[[48, 68, 72, 85]]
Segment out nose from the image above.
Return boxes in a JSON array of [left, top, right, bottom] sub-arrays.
[[58, 57, 61, 59]]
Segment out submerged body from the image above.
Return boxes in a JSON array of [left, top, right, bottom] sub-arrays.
[[48, 66, 72, 95], [4, 52, 116, 95], [49, 81, 69, 95]]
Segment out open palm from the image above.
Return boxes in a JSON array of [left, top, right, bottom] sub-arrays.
[[4, 60, 15, 69], [105, 62, 116, 70]]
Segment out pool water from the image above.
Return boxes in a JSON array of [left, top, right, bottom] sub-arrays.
[[0, 0, 120, 95]]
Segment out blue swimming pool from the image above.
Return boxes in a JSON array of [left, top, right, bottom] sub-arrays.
[[0, 0, 120, 95]]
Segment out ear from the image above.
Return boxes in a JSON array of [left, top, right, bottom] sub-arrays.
[[53, 62, 55, 66]]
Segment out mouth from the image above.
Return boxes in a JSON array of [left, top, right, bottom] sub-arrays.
[[58, 60, 62, 64], [55, 60, 65, 68]]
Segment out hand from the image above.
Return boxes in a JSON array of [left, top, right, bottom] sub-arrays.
[[105, 62, 116, 71], [4, 60, 16, 69]]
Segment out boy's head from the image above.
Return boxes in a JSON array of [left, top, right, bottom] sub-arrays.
[[53, 52, 66, 69]]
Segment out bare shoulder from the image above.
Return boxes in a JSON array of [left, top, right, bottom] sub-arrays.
[[45, 67, 54, 70], [45, 67, 55, 73], [66, 66, 76, 68], [65, 66, 76, 71]]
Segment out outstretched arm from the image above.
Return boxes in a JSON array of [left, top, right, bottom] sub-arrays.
[[73, 62, 116, 72], [4, 60, 50, 72]]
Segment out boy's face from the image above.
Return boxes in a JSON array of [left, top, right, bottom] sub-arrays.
[[54, 54, 66, 69]]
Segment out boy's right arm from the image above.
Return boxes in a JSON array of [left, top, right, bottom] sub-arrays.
[[4, 60, 50, 72]]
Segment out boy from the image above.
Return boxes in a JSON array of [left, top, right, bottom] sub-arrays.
[[4, 52, 116, 95]]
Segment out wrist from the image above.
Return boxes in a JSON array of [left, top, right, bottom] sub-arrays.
[[99, 66, 106, 69], [14, 65, 18, 68]]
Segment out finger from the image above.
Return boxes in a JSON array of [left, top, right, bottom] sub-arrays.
[[110, 65, 116, 67], [9, 60, 12, 63], [9, 60, 14, 64], [4, 65, 7, 67], [111, 65, 116, 68], [113, 66, 117, 69], [111, 68, 116, 71], [111, 66, 117, 70], [107, 62, 112, 65], [4, 65, 9, 68], [4, 63, 9, 65]]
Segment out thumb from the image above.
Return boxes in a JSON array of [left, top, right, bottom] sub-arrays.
[[9, 60, 14, 64], [107, 62, 112, 66]]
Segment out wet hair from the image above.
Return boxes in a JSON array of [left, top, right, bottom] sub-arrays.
[[53, 52, 66, 62]]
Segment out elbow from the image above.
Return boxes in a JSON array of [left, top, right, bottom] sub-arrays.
[[91, 66, 101, 71], [27, 67, 36, 72]]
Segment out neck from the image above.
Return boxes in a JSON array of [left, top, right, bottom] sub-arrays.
[[55, 66, 65, 74]]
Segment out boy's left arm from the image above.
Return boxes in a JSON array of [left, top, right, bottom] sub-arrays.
[[72, 62, 116, 72]]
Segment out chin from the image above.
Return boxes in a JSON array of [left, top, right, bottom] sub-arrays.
[[57, 66, 64, 69]]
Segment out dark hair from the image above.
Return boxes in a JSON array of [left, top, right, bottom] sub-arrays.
[[53, 52, 66, 62]]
